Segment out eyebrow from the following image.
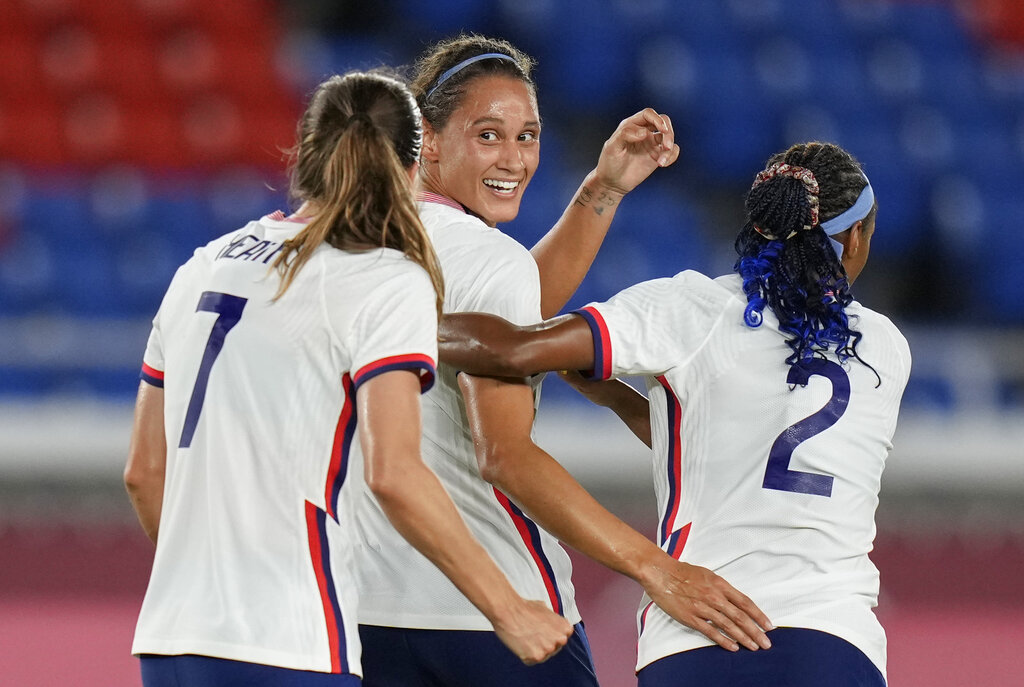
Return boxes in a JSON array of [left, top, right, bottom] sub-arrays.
[[471, 116, 542, 128]]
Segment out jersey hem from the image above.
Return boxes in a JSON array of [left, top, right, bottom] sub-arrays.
[[356, 607, 583, 632], [131, 637, 360, 677]]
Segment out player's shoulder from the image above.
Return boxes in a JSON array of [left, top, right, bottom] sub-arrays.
[[323, 246, 433, 292], [418, 201, 531, 265], [850, 301, 912, 362]]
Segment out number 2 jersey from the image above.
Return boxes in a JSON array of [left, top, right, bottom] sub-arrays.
[[575, 271, 911, 679], [131, 212, 438, 675], [354, 196, 581, 630]]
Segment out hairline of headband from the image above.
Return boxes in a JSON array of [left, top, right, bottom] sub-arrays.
[[425, 53, 518, 99], [821, 178, 873, 260]]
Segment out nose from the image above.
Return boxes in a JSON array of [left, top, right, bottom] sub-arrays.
[[496, 139, 525, 174]]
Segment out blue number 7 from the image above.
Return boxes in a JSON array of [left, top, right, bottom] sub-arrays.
[[762, 359, 850, 497], [178, 291, 247, 448]]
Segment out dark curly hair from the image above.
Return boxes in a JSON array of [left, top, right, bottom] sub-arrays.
[[733, 142, 878, 376]]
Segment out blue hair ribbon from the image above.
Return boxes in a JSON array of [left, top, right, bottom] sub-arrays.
[[820, 178, 875, 260], [425, 53, 518, 99]]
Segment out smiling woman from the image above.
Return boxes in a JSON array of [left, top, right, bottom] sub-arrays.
[[419, 72, 540, 226], [352, 34, 771, 687]]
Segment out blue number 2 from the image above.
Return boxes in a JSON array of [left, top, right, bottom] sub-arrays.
[[178, 291, 247, 448], [762, 359, 850, 497]]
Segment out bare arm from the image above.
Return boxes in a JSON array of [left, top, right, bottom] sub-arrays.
[[532, 109, 680, 318], [124, 381, 167, 545], [439, 312, 595, 378], [459, 374, 772, 652], [359, 369, 572, 665]]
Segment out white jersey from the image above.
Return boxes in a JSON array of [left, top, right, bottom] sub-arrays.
[[575, 271, 910, 678], [132, 212, 438, 676], [355, 195, 580, 630]]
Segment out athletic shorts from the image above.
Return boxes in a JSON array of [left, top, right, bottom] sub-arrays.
[[358, 622, 600, 687], [139, 654, 362, 686], [637, 627, 885, 687]]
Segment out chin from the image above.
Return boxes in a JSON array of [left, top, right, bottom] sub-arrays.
[[487, 200, 523, 225]]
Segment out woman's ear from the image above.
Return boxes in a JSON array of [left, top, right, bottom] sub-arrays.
[[845, 220, 865, 260], [420, 118, 440, 164]]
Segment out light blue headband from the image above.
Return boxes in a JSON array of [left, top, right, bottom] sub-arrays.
[[820, 178, 875, 260], [425, 53, 518, 99]]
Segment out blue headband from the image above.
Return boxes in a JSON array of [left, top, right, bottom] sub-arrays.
[[820, 178, 874, 260], [425, 53, 518, 99]]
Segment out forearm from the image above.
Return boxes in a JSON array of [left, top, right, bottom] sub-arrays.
[[531, 172, 625, 318], [484, 442, 662, 583], [126, 480, 163, 544], [438, 312, 593, 377], [371, 461, 522, 622]]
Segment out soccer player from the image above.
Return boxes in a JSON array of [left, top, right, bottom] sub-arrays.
[[440, 142, 910, 687], [354, 35, 771, 687], [123, 70, 571, 687]]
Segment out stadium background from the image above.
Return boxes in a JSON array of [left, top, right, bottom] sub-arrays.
[[1, 0, 1022, 684]]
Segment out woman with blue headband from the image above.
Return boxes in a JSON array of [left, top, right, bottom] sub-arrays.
[[353, 34, 771, 687], [438, 141, 911, 686]]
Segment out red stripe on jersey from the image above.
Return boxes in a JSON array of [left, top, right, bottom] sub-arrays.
[[638, 600, 656, 637], [667, 522, 692, 560], [417, 191, 466, 213], [141, 363, 164, 380], [492, 488, 563, 614], [267, 210, 310, 224], [324, 373, 357, 521], [574, 306, 613, 380], [656, 376, 683, 546], [352, 353, 437, 393], [305, 501, 347, 673]]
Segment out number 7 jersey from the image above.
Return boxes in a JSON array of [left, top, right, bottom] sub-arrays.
[[574, 271, 911, 679], [131, 212, 438, 676]]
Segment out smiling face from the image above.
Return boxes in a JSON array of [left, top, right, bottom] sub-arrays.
[[420, 75, 540, 226]]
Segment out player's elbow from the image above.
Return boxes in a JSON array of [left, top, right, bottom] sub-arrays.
[[365, 453, 415, 507], [123, 455, 160, 496], [476, 443, 517, 489]]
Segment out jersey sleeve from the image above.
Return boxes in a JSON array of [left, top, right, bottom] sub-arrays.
[[140, 324, 165, 388], [342, 264, 439, 394], [139, 259, 196, 388], [573, 271, 723, 380]]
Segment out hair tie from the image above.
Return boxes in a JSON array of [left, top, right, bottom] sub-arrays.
[[425, 53, 518, 99], [750, 163, 820, 241]]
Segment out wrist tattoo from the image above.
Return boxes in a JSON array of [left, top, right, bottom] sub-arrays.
[[573, 185, 619, 216]]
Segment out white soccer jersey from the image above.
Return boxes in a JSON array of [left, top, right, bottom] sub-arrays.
[[354, 195, 581, 630], [131, 212, 438, 676], [575, 271, 910, 678]]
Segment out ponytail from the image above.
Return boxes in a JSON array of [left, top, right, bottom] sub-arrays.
[[272, 72, 444, 319], [734, 143, 877, 380]]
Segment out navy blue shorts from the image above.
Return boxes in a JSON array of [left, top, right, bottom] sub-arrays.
[[637, 627, 885, 687], [139, 654, 361, 687], [358, 622, 600, 687]]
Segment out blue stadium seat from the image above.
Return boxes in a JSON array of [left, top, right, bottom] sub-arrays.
[[391, 0, 494, 35], [0, 367, 60, 397], [0, 233, 57, 315], [532, 0, 634, 113]]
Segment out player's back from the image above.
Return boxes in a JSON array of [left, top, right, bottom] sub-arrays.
[[627, 271, 910, 674], [133, 212, 437, 673]]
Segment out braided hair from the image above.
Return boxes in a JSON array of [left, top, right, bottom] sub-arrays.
[[733, 142, 878, 374]]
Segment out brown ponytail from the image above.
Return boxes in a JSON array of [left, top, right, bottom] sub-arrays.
[[272, 71, 444, 318]]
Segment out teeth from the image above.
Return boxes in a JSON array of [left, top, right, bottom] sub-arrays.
[[483, 179, 519, 191]]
